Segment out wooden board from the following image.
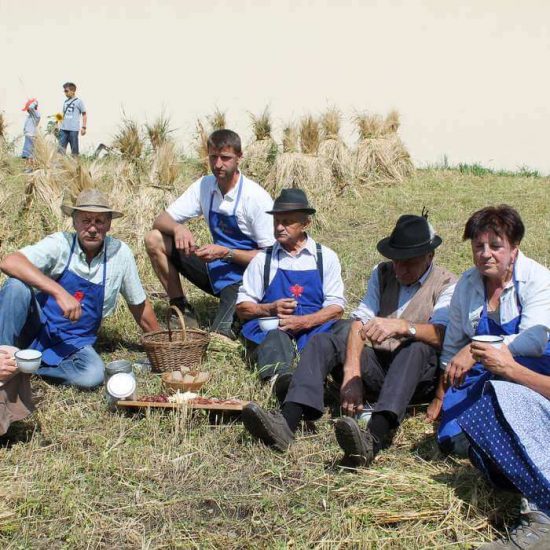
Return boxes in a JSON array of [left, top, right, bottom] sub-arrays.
[[116, 399, 247, 412]]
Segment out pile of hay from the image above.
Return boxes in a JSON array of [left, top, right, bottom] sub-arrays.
[[354, 110, 414, 184], [112, 118, 143, 161], [241, 108, 278, 183]]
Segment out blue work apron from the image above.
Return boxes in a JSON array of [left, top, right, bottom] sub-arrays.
[[241, 248, 336, 351], [438, 270, 550, 445], [30, 235, 107, 366], [206, 175, 259, 295]]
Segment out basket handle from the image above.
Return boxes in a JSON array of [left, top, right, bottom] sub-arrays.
[[166, 305, 187, 342]]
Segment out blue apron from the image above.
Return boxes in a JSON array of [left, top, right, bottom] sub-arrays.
[[438, 270, 550, 445], [30, 235, 107, 366], [241, 247, 336, 351], [206, 175, 259, 295]]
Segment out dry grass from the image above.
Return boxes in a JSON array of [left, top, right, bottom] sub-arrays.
[[112, 119, 143, 161], [0, 113, 6, 141], [299, 115, 321, 154], [145, 114, 173, 151], [320, 106, 342, 140], [1, 159, 549, 548], [249, 107, 272, 141], [193, 119, 210, 175], [282, 124, 300, 153], [208, 108, 227, 132]]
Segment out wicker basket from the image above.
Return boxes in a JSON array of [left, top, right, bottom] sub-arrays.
[[142, 306, 210, 373]]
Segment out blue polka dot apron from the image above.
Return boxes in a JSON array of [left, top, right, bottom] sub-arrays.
[[30, 235, 107, 366], [206, 175, 259, 295], [438, 269, 550, 446], [458, 381, 550, 513], [241, 248, 336, 351]]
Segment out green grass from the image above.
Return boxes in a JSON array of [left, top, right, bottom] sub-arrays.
[[1, 161, 549, 548]]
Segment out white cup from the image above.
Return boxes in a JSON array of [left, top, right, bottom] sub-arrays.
[[258, 317, 280, 332], [14, 349, 42, 373], [106, 372, 137, 401], [472, 335, 504, 349]]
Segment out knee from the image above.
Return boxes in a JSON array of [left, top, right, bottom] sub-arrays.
[[144, 229, 165, 256], [0, 278, 32, 303], [73, 353, 105, 390]]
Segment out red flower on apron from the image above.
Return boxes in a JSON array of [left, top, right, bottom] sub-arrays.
[[290, 284, 304, 299], [74, 291, 85, 302]]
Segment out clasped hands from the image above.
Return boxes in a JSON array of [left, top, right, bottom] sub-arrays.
[[358, 317, 410, 344]]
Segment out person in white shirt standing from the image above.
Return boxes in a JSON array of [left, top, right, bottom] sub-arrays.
[[58, 82, 87, 156], [145, 129, 274, 339], [21, 98, 41, 169], [0, 189, 159, 389], [237, 188, 345, 399]]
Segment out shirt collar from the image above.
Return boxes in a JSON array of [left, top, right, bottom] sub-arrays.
[[214, 171, 242, 200], [274, 234, 315, 257], [75, 234, 107, 262]]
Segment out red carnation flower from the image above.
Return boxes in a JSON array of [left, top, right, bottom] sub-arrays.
[[290, 284, 304, 299], [74, 291, 85, 302]]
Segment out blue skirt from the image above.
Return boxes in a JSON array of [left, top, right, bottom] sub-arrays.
[[458, 381, 550, 512]]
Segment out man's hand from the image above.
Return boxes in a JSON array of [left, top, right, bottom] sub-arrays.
[[54, 289, 82, 322], [195, 244, 228, 262], [0, 349, 17, 382], [173, 225, 196, 256], [80, 128, 87, 136], [278, 314, 308, 334], [470, 342, 516, 379], [360, 317, 408, 344], [270, 298, 297, 316], [340, 372, 364, 416], [445, 344, 476, 387]]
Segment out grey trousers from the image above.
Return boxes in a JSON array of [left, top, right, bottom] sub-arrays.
[[285, 320, 439, 422]]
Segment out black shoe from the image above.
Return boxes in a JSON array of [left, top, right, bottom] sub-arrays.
[[242, 402, 294, 452], [271, 372, 293, 405], [334, 416, 375, 467]]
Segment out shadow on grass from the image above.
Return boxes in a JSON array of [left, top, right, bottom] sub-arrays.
[[0, 418, 41, 448]]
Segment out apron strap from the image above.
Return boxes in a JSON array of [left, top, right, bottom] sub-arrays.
[[263, 246, 274, 292], [232, 173, 244, 215], [102, 239, 108, 286], [316, 242, 324, 284]]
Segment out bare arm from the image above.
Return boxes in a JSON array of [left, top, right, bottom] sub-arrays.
[[340, 320, 366, 416], [236, 298, 297, 321], [360, 317, 444, 349], [0, 252, 81, 321], [81, 113, 87, 136], [279, 304, 343, 334], [127, 300, 160, 333]]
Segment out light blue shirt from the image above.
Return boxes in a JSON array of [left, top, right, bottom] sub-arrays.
[[441, 251, 550, 367], [20, 232, 146, 318], [351, 262, 455, 326], [23, 108, 40, 137], [60, 97, 86, 131]]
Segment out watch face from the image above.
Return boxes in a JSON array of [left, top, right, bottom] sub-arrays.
[[409, 325, 417, 336]]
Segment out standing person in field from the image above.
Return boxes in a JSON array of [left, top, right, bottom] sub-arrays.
[[242, 213, 457, 460], [236, 188, 345, 397], [145, 129, 274, 340], [21, 98, 41, 169], [0, 189, 159, 390], [58, 82, 87, 155]]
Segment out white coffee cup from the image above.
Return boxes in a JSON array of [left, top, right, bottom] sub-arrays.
[[472, 335, 504, 349], [258, 317, 280, 332], [106, 372, 137, 401], [14, 349, 42, 373]]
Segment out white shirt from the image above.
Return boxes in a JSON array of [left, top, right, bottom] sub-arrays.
[[441, 251, 550, 367], [165, 174, 275, 248], [351, 262, 455, 326], [236, 236, 346, 310], [20, 232, 147, 317]]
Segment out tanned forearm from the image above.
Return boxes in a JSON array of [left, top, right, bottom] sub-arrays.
[[236, 301, 278, 320], [295, 304, 343, 330], [414, 323, 445, 349], [0, 252, 65, 299], [128, 300, 160, 332], [505, 363, 550, 400], [225, 248, 259, 267], [344, 320, 365, 376]]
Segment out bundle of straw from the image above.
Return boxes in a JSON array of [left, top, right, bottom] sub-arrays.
[[112, 119, 143, 161], [145, 114, 173, 151], [299, 115, 320, 155]]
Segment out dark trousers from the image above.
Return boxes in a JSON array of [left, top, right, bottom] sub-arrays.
[[285, 320, 439, 422], [58, 130, 79, 155], [247, 330, 296, 381], [170, 247, 239, 336]]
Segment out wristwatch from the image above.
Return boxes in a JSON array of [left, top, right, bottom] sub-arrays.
[[224, 248, 235, 262], [407, 323, 417, 338]]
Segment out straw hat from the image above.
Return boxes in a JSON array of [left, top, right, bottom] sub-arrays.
[[61, 189, 123, 219]]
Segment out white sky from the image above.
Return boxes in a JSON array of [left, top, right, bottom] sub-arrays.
[[2, 0, 550, 172]]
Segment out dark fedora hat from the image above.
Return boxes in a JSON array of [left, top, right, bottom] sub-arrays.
[[266, 188, 316, 215], [377, 214, 442, 260]]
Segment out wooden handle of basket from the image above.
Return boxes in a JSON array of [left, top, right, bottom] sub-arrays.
[[166, 305, 187, 342]]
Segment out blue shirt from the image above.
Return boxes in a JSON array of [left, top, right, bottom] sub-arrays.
[[60, 97, 86, 131]]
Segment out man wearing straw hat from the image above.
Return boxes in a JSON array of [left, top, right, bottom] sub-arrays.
[[242, 212, 456, 461], [236, 188, 345, 399], [145, 129, 274, 340], [0, 189, 159, 389]]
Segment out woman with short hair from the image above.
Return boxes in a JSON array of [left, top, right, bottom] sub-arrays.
[[430, 205, 550, 456]]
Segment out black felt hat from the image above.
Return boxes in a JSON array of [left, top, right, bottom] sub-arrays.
[[266, 188, 316, 215], [377, 214, 442, 260]]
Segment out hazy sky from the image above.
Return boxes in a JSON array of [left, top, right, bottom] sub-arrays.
[[2, 0, 549, 172]]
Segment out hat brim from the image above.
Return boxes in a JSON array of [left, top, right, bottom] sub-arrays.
[[61, 205, 124, 219], [266, 207, 316, 215], [376, 235, 442, 260]]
